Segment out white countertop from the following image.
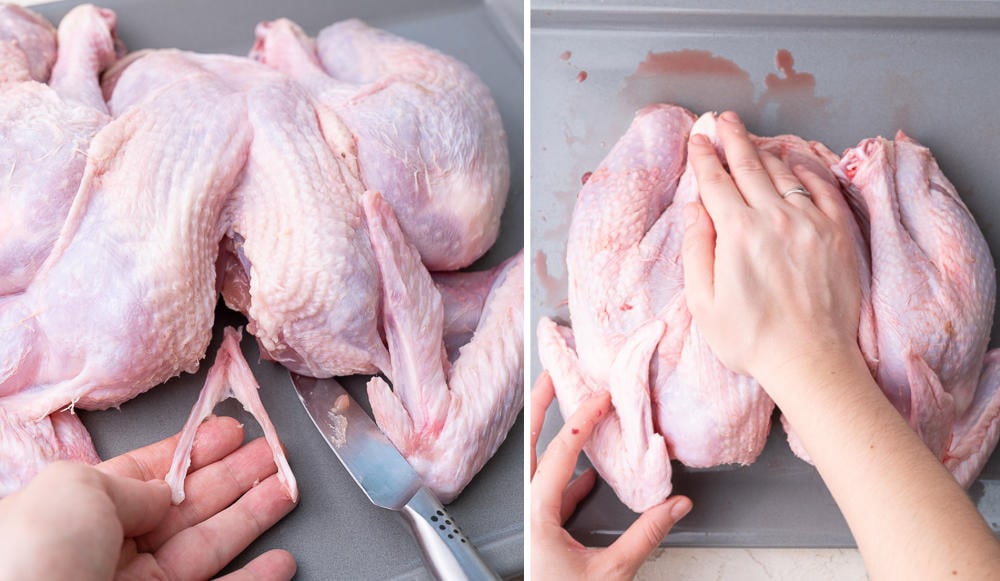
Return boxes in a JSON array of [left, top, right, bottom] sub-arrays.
[[639, 548, 867, 581]]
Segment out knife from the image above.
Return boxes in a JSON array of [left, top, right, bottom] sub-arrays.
[[289, 373, 502, 581]]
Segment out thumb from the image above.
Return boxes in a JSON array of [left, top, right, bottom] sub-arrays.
[[602, 496, 693, 573], [101, 474, 172, 536], [681, 202, 716, 316]]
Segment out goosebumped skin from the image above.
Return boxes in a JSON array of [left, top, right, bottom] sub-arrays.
[[0, 408, 100, 497], [540, 105, 774, 512], [0, 5, 123, 489], [191, 52, 387, 377], [253, 18, 509, 271], [0, 68, 253, 452], [537, 317, 671, 512], [363, 191, 523, 502], [108, 49, 388, 377], [0, 4, 56, 83], [0, 4, 117, 298], [837, 132, 1000, 483]]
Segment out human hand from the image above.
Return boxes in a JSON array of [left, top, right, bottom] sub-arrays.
[[0, 415, 297, 581], [530, 372, 692, 580], [681, 111, 863, 382]]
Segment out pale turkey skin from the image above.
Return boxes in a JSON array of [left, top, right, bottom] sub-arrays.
[[433, 257, 519, 362], [0, 3, 55, 83], [0, 5, 126, 494], [0, 70, 253, 490], [363, 191, 523, 503], [252, 18, 509, 271], [538, 105, 774, 512], [837, 133, 1000, 485], [0, 4, 116, 298], [107, 49, 388, 378]]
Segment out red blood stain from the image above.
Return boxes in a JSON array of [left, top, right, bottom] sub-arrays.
[[571, 428, 580, 435], [577, 70, 588, 83], [560, 50, 572, 61], [581, 171, 593, 185], [764, 49, 817, 93], [633, 49, 748, 77], [620, 303, 633, 311]]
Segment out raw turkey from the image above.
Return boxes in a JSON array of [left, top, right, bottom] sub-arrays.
[[0, 4, 125, 494], [251, 18, 509, 271], [542, 103, 1000, 512], [0, 3, 55, 83], [1, 4, 117, 298], [538, 105, 774, 512], [106, 49, 388, 378], [1, 6, 519, 504], [836, 132, 1000, 486], [363, 191, 523, 502], [0, 55, 253, 495]]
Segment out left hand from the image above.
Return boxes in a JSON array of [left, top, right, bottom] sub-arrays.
[[0, 415, 297, 581], [530, 372, 692, 580]]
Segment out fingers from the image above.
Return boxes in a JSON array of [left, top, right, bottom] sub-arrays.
[[99, 415, 245, 481], [531, 371, 556, 475], [137, 437, 280, 552], [792, 163, 853, 226], [154, 474, 297, 580], [560, 468, 596, 524], [687, 132, 745, 220], [531, 390, 611, 526], [716, 111, 778, 206], [603, 496, 692, 570], [681, 202, 717, 316], [759, 151, 813, 210], [215, 549, 296, 581]]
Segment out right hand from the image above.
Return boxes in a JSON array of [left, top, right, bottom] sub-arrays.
[[681, 111, 863, 381], [530, 372, 692, 580]]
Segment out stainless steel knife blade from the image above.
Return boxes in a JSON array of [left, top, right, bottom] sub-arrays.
[[290, 372, 419, 510], [288, 372, 500, 580]]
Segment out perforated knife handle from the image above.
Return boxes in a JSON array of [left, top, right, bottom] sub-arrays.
[[400, 487, 501, 580]]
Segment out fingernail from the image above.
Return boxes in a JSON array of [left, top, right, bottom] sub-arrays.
[[671, 498, 693, 520], [720, 111, 740, 123], [690, 133, 710, 145], [683, 204, 699, 228]]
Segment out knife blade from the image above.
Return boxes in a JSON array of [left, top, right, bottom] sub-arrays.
[[289, 373, 501, 581]]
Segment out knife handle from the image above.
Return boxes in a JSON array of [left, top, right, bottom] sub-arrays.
[[400, 487, 501, 581]]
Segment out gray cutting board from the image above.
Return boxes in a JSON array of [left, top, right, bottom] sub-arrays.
[[26, 0, 524, 578], [531, 0, 1000, 548]]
